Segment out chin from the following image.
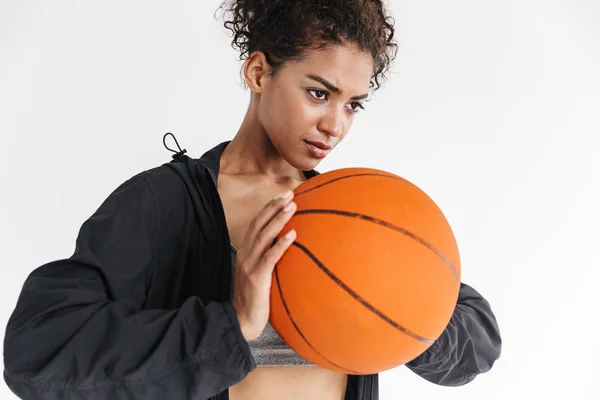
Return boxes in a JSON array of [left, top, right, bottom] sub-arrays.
[[300, 157, 324, 173], [286, 151, 323, 173]]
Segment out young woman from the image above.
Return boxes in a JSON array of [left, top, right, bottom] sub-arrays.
[[3, 1, 502, 399]]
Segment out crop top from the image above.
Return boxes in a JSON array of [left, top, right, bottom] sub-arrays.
[[231, 246, 314, 367]]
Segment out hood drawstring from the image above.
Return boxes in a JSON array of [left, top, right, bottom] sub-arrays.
[[163, 132, 188, 162]]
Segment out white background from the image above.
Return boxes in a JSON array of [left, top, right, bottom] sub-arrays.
[[1, 0, 599, 398]]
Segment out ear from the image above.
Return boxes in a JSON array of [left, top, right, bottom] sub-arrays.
[[243, 51, 271, 93]]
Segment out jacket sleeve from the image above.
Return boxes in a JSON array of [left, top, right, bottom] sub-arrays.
[[404, 282, 502, 386], [3, 173, 256, 400]]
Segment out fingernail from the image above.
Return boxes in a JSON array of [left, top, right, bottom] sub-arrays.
[[284, 229, 296, 240], [274, 190, 293, 200], [283, 201, 296, 212]]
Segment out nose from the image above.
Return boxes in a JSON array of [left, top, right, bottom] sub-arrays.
[[317, 105, 344, 137]]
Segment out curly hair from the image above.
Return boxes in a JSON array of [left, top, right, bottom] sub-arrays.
[[217, 0, 398, 91]]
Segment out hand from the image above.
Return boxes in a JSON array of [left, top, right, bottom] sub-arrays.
[[231, 190, 297, 341]]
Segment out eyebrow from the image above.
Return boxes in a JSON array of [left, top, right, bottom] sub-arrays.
[[306, 74, 369, 101]]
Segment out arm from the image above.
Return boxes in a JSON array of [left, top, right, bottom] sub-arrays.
[[3, 173, 255, 400], [405, 282, 502, 386]]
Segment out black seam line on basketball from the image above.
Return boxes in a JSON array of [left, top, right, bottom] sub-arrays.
[[274, 264, 364, 375], [295, 209, 459, 281], [295, 173, 403, 197], [291, 241, 436, 344]]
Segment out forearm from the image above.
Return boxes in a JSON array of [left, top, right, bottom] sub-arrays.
[[405, 282, 502, 386]]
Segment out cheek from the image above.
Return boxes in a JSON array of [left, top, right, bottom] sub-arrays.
[[261, 88, 319, 135], [343, 113, 356, 135]]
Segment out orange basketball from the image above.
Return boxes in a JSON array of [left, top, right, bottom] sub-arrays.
[[269, 167, 461, 374]]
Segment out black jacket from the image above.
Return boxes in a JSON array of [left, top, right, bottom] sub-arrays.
[[3, 139, 502, 399]]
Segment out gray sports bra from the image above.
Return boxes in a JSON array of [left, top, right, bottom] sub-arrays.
[[231, 246, 314, 367], [206, 164, 312, 367]]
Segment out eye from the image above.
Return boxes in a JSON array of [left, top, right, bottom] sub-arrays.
[[347, 102, 365, 113], [308, 89, 328, 100]]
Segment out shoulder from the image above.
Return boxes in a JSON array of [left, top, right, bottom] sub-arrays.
[[134, 161, 209, 227], [106, 163, 189, 206], [93, 160, 206, 236], [139, 163, 190, 202]]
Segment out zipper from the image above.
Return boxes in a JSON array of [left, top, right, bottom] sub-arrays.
[[360, 374, 377, 400]]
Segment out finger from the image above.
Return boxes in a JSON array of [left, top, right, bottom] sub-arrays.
[[258, 228, 297, 275], [251, 200, 297, 259], [244, 190, 295, 245]]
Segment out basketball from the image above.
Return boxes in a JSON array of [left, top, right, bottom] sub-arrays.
[[269, 167, 461, 374]]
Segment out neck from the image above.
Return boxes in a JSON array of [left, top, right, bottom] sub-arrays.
[[220, 101, 305, 183]]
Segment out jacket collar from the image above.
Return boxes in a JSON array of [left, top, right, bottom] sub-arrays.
[[197, 140, 230, 177]]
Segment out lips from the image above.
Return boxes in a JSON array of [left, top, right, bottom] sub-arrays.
[[304, 140, 332, 150], [304, 140, 331, 159]]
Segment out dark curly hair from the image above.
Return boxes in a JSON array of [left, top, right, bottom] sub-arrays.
[[217, 0, 398, 91]]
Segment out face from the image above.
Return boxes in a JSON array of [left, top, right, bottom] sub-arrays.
[[247, 43, 374, 171]]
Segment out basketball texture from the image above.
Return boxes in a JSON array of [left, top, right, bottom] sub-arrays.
[[269, 167, 461, 374]]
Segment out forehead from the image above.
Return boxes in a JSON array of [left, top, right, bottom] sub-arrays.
[[282, 44, 374, 93]]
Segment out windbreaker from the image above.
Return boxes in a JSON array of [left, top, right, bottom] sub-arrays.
[[3, 138, 502, 400]]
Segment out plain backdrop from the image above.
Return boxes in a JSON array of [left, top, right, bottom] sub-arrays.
[[1, 0, 599, 399]]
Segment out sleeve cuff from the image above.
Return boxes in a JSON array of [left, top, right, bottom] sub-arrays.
[[222, 302, 257, 373]]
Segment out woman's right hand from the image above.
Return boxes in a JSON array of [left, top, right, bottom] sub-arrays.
[[231, 189, 298, 341]]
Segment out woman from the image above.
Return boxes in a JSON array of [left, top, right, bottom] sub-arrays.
[[3, 1, 502, 399]]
